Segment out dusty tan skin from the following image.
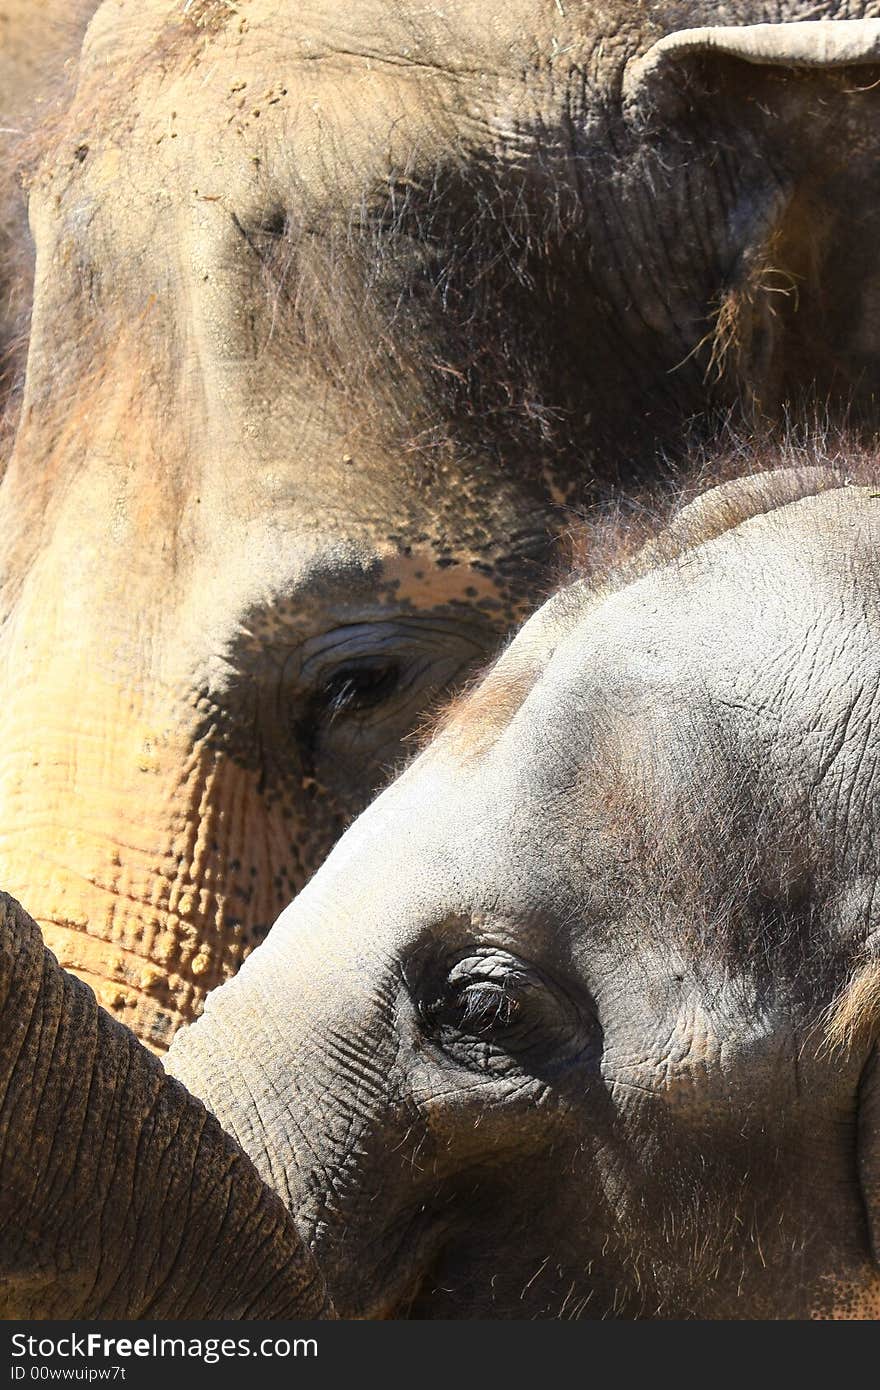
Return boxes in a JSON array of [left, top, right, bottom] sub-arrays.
[[8, 2, 880, 1049], [170, 465, 880, 1318], [0, 2, 99, 407]]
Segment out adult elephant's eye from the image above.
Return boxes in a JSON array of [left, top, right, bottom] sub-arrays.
[[319, 661, 402, 720]]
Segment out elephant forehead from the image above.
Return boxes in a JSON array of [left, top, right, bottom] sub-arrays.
[[76, 0, 581, 146], [25, 0, 593, 542], [405, 489, 880, 926], [49, 5, 568, 282], [510, 491, 880, 757], [48, 0, 624, 302], [81, 0, 603, 89]]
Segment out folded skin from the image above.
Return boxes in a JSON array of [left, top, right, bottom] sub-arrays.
[[0, 891, 333, 1319], [169, 465, 880, 1318], [9, 3, 880, 1050]]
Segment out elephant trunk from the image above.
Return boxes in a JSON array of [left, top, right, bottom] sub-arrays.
[[165, 873, 445, 1319], [0, 891, 334, 1319]]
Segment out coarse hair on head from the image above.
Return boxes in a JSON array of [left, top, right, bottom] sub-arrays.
[[563, 416, 880, 600], [427, 419, 880, 759]]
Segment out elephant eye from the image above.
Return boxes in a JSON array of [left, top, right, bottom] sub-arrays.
[[441, 980, 522, 1037], [420, 955, 535, 1044], [318, 661, 402, 720], [414, 948, 597, 1077]]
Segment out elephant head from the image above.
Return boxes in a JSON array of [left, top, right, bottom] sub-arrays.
[[7, 2, 880, 1050], [169, 461, 880, 1317]]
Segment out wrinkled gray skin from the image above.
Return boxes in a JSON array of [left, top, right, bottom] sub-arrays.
[[8, 4, 880, 1050], [170, 473, 880, 1318], [0, 892, 332, 1319]]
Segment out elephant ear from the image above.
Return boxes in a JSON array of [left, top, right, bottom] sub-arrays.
[[623, 19, 880, 413], [623, 20, 880, 113]]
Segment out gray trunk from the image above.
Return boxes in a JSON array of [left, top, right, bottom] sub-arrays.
[[0, 891, 334, 1319]]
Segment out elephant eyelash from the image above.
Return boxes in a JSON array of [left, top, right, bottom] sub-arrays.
[[318, 661, 402, 721], [455, 981, 522, 1034], [422, 977, 526, 1040], [412, 946, 599, 1077]]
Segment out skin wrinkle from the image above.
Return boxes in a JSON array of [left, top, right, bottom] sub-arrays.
[[0, 888, 335, 1318], [127, 1099, 191, 1302], [0, 959, 54, 1198], [214, 1011, 298, 1212], [40, 993, 99, 1244], [10, 6, 880, 1050], [134, 1112, 205, 1317], [169, 459, 880, 1318], [27, 959, 83, 1232]]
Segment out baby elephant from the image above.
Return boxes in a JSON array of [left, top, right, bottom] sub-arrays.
[[169, 462, 880, 1318]]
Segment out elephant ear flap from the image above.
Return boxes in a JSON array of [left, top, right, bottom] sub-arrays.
[[623, 19, 880, 115], [622, 20, 880, 416]]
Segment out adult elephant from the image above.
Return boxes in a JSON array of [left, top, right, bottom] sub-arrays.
[[7, 1, 880, 1050], [169, 462, 880, 1318], [0, 1, 99, 413]]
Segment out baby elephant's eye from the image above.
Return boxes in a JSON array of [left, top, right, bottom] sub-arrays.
[[445, 981, 522, 1036], [415, 948, 598, 1078], [421, 958, 530, 1042]]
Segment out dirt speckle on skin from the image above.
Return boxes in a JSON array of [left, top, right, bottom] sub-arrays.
[[180, 0, 239, 33]]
